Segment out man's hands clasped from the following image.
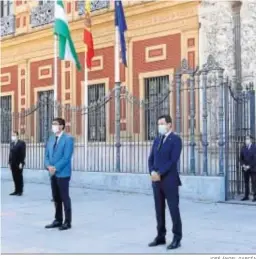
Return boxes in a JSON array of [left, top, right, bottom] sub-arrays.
[[151, 171, 161, 182], [242, 165, 250, 171], [47, 166, 56, 176]]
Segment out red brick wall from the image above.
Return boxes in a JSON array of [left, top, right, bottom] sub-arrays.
[[1, 65, 18, 131], [30, 58, 62, 104], [76, 46, 115, 135], [1, 65, 18, 112], [132, 34, 181, 133], [30, 58, 62, 137]]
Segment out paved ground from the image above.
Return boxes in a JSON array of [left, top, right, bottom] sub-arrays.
[[1, 180, 256, 254]]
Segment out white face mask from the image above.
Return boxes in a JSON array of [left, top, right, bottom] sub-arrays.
[[52, 125, 59, 134], [158, 125, 168, 135], [245, 139, 251, 146], [11, 136, 17, 142]]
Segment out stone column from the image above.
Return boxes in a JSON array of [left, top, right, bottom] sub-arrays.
[[199, 1, 234, 76], [241, 1, 256, 86], [231, 1, 242, 90]]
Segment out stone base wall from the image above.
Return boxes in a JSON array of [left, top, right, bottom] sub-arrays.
[[1, 168, 225, 202]]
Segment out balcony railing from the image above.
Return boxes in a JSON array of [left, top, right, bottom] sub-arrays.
[[30, 2, 54, 28], [78, 0, 110, 15], [0, 15, 15, 37]]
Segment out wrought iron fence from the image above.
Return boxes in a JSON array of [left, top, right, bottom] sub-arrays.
[[1, 55, 255, 200]]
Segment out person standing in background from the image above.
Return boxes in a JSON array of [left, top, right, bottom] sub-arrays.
[[240, 135, 256, 202], [8, 131, 26, 196]]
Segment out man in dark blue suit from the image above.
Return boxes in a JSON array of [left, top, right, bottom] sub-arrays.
[[148, 115, 182, 250], [240, 135, 256, 202]]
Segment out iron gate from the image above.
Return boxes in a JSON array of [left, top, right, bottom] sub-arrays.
[[0, 55, 255, 200], [224, 81, 255, 199]]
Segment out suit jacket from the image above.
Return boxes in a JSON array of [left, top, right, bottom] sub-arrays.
[[148, 132, 182, 186], [9, 140, 26, 166], [44, 133, 74, 178], [240, 144, 256, 170], [252, 151, 256, 173]]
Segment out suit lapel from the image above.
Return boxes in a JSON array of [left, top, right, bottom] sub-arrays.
[[162, 132, 173, 147], [54, 133, 65, 153], [157, 133, 173, 152]]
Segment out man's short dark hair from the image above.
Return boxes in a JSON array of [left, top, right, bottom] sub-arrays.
[[158, 115, 172, 124], [13, 131, 19, 136], [53, 117, 66, 129], [246, 134, 254, 140]]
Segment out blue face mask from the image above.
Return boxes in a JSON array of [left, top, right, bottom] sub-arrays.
[[158, 125, 168, 135]]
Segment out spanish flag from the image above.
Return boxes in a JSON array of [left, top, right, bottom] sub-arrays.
[[84, 0, 94, 69]]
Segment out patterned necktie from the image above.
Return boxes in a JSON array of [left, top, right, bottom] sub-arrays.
[[53, 136, 58, 150]]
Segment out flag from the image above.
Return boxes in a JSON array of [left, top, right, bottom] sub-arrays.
[[54, 0, 81, 70], [83, 0, 95, 69], [115, 0, 127, 67]]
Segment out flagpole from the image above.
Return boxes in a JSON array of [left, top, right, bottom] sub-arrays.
[[115, 25, 121, 172], [84, 51, 88, 172], [54, 35, 58, 117]]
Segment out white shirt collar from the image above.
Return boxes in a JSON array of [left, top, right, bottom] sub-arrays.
[[165, 130, 172, 138], [56, 131, 64, 141], [162, 130, 172, 142]]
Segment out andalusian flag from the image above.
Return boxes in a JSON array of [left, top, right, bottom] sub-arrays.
[[84, 0, 94, 69], [54, 0, 81, 70]]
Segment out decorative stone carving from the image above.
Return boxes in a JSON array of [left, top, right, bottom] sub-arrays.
[[201, 55, 223, 72], [241, 1, 256, 85], [30, 2, 54, 28], [199, 1, 234, 139], [199, 1, 234, 77], [200, 0, 256, 87], [0, 15, 15, 37], [78, 0, 110, 16]]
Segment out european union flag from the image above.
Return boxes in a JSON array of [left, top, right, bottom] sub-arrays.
[[115, 0, 127, 67]]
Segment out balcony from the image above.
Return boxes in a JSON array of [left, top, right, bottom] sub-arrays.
[[0, 15, 15, 37], [78, 0, 110, 16], [30, 2, 54, 28]]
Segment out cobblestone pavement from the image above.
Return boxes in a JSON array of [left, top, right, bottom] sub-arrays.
[[1, 180, 256, 254]]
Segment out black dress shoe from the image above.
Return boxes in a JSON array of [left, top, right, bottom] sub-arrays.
[[167, 239, 181, 250], [9, 192, 18, 195], [59, 222, 71, 231], [45, 220, 62, 229], [17, 193, 23, 196], [148, 238, 166, 247], [241, 197, 249, 201]]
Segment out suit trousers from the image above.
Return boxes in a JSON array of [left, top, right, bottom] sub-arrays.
[[51, 175, 72, 224], [244, 169, 256, 198], [152, 175, 182, 241], [10, 164, 23, 193]]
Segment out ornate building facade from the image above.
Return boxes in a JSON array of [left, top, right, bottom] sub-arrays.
[[1, 0, 199, 140], [1, 1, 255, 191]]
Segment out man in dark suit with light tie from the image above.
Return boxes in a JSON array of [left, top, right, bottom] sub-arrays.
[[44, 118, 74, 231], [240, 135, 256, 202], [9, 131, 26, 196], [148, 115, 182, 250]]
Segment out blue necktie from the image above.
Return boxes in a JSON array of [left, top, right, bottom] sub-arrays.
[[53, 136, 58, 150], [158, 136, 165, 150]]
